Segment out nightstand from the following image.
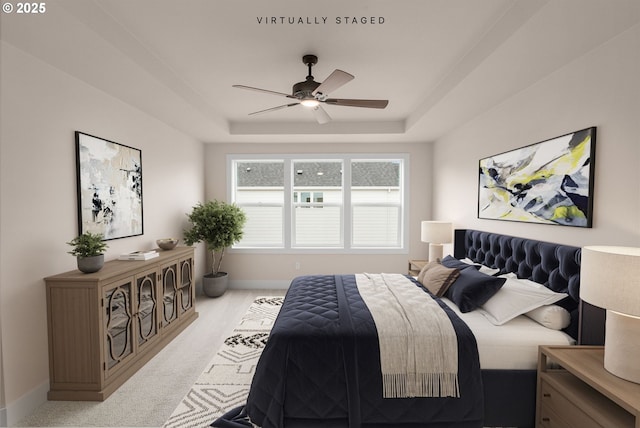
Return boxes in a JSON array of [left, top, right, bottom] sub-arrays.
[[408, 259, 428, 276], [537, 345, 640, 427]]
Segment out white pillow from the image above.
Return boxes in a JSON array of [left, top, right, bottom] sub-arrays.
[[525, 305, 571, 330], [461, 258, 501, 276], [478, 277, 568, 325]]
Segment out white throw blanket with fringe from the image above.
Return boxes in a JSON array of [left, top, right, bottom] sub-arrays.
[[355, 273, 459, 398]]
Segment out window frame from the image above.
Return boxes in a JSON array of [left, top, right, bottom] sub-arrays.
[[227, 153, 409, 254]]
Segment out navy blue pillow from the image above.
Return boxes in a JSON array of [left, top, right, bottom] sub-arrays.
[[445, 267, 506, 313], [441, 255, 480, 271]]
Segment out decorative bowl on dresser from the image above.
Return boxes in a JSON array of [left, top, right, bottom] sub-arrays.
[[44, 246, 198, 400], [156, 238, 179, 250]]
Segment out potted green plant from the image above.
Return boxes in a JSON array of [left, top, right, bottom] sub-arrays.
[[183, 200, 246, 297], [67, 232, 108, 273]]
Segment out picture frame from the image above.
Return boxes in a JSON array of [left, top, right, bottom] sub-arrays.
[[478, 127, 596, 228], [75, 131, 143, 240]]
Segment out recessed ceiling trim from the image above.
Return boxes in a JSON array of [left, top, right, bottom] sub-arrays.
[[230, 120, 405, 135], [405, 0, 549, 131], [58, 0, 228, 131]]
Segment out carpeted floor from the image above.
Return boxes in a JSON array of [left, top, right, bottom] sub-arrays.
[[163, 296, 283, 428]]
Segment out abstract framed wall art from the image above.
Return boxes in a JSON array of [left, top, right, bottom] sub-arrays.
[[478, 127, 596, 227], [75, 131, 143, 240]]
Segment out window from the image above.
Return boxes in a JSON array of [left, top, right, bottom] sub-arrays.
[[292, 160, 342, 247], [233, 160, 284, 247], [351, 160, 402, 247], [229, 154, 408, 253], [293, 192, 324, 204]]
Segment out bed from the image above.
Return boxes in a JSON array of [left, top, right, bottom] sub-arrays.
[[213, 229, 605, 428]]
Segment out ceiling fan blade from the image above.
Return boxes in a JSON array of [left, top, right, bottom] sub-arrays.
[[248, 103, 300, 116], [313, 69, 354, 96], [324, 98, 389, 109], [312, 105, 331, 124], [233, 85, 295, 99]]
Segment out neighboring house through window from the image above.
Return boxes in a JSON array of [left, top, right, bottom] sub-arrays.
[[228, 154, 408, 253]]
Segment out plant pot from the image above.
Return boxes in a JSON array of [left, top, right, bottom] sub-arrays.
[[203, 272, 229, 297], [77, 254, 104, 273]]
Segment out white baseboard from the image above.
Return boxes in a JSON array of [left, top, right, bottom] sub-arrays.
[[229, 279, 290, 290], [4, 381, 48, 427], [0, 406, 6, 427]]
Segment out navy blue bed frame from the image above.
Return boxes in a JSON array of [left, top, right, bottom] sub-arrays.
[[453, 229, 605, 427]]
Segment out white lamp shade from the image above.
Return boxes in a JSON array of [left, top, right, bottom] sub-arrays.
[[420, 221, 452, 244], [580, 246, 640, 317]]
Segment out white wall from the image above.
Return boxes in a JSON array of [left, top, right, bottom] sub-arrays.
[[432, 23, 640, 248], [0, 42, 205, 425], [204, 142, 434, 286]]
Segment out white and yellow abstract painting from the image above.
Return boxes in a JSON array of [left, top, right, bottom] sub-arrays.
[[478, 127, 595, 227]]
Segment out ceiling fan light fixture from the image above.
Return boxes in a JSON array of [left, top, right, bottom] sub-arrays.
[[233, 54, 388, 124], [300, 98, 320, 108]]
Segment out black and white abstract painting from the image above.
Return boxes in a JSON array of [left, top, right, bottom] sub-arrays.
[[478, 127, 596, 228], [75, 131, 143, 240]]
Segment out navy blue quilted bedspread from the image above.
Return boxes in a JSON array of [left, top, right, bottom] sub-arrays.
[[218, 274, 483, 428]]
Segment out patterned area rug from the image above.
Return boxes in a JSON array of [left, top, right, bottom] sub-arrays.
[[163, 296, 283, 428]]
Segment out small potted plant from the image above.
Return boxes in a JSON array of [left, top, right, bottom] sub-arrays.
[[183, 200, 246, 297], [67, 232, 108, 273]]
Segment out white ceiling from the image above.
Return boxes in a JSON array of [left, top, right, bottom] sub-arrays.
[[2, 0, 638, 143]]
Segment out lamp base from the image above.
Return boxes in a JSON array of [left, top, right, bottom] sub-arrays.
[[604, 310, 640, 384], [428, 244, 444, 262]]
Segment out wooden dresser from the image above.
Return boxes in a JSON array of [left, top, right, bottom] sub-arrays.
[[44, 246, 198, 401], [537, 345, 640, 428]]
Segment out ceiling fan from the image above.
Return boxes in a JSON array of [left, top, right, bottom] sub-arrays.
[[233, 54, 388, 124]]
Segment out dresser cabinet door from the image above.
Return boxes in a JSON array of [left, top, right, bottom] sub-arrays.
[[103, 279, 135, 378], [135, 269, 159, 352], [161, 261, 179, 327], [179, 256, 194, 315]]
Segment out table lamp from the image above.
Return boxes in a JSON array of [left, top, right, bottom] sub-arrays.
[[580, 246, 640, 384], [420, 221, 452, 262]]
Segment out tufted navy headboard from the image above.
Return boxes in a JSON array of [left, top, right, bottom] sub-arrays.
[[453, 229, 605, 344]]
